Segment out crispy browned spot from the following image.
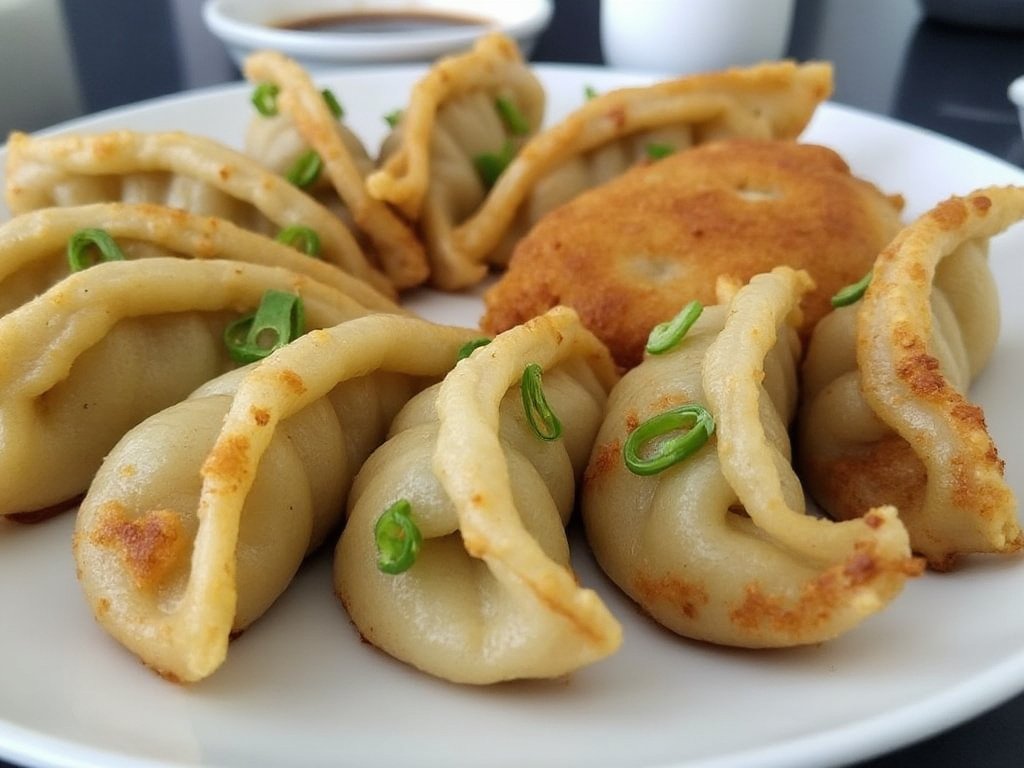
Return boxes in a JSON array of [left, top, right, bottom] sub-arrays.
[[202, 433, 250, 485], [278, 368, 307, 395], [633, 572, 709, 620], [584, 440, 621, 484], [91, 503, 186, 591], [250, 405, 271, 426], [971, 194, 992, 213]]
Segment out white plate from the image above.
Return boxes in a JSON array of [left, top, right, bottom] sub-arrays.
[[2, 64, 1024, 768]]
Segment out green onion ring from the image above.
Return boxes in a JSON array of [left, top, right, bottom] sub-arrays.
[[286, 149, 323, 188], [321, 88, 344, 119], [623, 404, 715, 476], [67, 228, 126, 272], [473, 140, 515, 189], [374, 499, 422, 574], [251, 83, 280, 116], [584, 84, 599, 101], [383, 108, 403, 128], [223, 289, 305, 365], [456, 338, 492, 361], [521, 363, 562, 441], [831, 270, 872, 307], [645, 142, 675, 160], [275, 225, 321, 257], [495, 96, 529, 136], [646, 300, 703, 355]]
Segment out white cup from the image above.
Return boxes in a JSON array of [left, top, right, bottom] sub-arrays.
[[601, 0, 795, 73]]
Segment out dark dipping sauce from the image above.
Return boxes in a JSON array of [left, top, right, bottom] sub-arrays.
[[275, 10, 490, 35]]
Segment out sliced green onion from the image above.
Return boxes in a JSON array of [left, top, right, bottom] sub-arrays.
[[473, 140, 516, 189], [521, 363, 562, 441], [223, 289, 305, 365], [67, 228, 125, 272], [275, 225, 321, 257], [831, 271, 872, 308], [286, 149, 323, 188], [646, 300, 703, 355], [251, 83, 280, 116], [646, 143, 675, 160], [457, 338, 491, 361], [320, 88, 344, 119], [383, 108, 403, 128], [623, 404, 715, 476], [495, 96, 530, 136], [584, 84, 599, 101], [374, 499, 422, 574]]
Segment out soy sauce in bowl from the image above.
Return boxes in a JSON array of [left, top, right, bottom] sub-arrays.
[[275, 10, 489, 35]]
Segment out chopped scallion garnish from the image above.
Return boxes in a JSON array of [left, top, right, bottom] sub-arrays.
[[321, 88, 344, 119], [831, 271, 873, 307], [457, 338, 491, 361], [646, 143, 675, 160], [223, 289, 305, 365], [374, 499, 422, 574], [383, 109, 403, 128], [623, 404, 715, 476], [495, 96, 529, 136], [286, 150, 323, 188], [275, 225, 321, 257], [67, 228, 125, 272], [251, 83, 280, 116], [521, 363, 562, 441], [584, 84, 599, 101], [646, 301, 703, 355], [473, 140, 516, 189]]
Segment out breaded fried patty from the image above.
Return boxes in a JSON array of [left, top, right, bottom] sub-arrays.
[[481, 139, 904, 369]]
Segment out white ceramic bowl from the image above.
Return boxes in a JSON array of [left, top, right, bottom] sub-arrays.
[[202, 0, 553, 70]]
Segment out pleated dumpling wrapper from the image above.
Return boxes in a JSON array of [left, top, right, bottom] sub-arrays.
[[74, 314, 481, 683], [365, 33, 546, 289], [582, 267, 921, 648], [370, 49, 832, 289], [336, 307, 623, 683], [4, 129, 396, 296], [0, 257, 377, 520], [243, 50, 428, 291], [799, 186, 1024, 570], [0, 202, 402, 318]]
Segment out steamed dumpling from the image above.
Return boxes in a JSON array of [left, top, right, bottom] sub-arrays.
[[243, 50, 429, 290], [4, 129, 396, 296], [336, 307, 622, 683], [74, 314, 480, 682], [799, 186, 1024, 569], [582, 268, 920, 647], [0, 257, 378, 519]]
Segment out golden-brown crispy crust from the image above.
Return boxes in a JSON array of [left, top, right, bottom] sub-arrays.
[[483, 138, 904, 369]]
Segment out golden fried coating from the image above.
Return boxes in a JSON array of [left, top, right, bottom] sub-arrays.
[[481, 138, 904, 369]]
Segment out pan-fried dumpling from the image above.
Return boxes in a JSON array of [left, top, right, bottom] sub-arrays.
[[336, 307, 622, 683], [4, 129, 395, 296], [243, 51, 428, 290], [0, 257, 377, 520], [799, 186, 1024, 569], [365, 33, 546, 289], [74, 314, 480, 682], [0, 202, 402, 318], [371, 53, 832, 289], [582, 268, 920, 647]]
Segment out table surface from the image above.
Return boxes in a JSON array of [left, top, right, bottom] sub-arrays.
[[1, 1, 1023, 766]]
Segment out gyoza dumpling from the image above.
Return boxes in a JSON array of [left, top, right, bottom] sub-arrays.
[[365, 33, 546, 289], [370, 52, 831, 289], [4, 129, 395, 296], [0, 257, 378, 520], [799, 186, 1024, 569], [582, 268, 920, 647], [0, 202, 402, 318], [74, 313, 481, 682], [336, 307, 622, 683], [243, 51, 428, 290]]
